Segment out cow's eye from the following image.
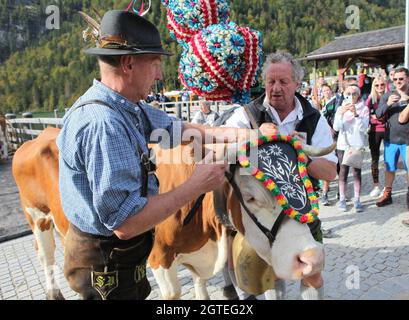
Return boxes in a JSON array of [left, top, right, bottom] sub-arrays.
[[245, 196, 256, 203]]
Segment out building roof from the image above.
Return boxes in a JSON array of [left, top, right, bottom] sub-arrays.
[[305, 25, 404, 64]]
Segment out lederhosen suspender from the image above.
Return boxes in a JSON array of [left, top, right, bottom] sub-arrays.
[[73, 99, 155, 197]]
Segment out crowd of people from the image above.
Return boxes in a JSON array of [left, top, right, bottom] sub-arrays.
[[301, 67, 409, 225]]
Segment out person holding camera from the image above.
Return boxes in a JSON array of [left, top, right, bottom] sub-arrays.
[[398, 103, 409, 226], [375, 67, 409, 208], [366, 76, 388, 198], [333, 85, 369, 213]]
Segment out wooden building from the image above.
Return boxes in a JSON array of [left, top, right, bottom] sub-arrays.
[[304, 25, 405, 83]]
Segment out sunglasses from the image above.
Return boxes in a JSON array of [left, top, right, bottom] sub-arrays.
[[393, 77, 406, 82], [345, 93, 358, 97], [375, 84, 385, 87]]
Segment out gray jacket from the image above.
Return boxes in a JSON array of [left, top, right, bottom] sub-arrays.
[[376, 91, 409, 145]]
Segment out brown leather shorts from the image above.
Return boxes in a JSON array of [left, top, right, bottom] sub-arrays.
[[64, 224, 153, 300]]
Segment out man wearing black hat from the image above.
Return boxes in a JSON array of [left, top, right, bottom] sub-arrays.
[[57, 10, 276, 300]]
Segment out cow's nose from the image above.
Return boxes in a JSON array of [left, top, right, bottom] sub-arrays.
[[295, 248, 325, 277]]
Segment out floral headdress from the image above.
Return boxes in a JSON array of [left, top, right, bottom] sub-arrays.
[[162, 0, 264, 104], [179, 22, 263, 104], [237, 135, 320, 224], [161, 0, 230, 45]]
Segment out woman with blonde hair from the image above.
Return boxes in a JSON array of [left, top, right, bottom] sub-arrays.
[[366, 76, 388, 198]]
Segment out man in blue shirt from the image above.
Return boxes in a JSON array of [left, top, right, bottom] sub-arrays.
[[58, 10, 276, 300]]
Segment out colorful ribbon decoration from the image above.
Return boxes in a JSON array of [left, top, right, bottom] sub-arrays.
[[125, 0, 151, 16], [237, 135, 320, 224]]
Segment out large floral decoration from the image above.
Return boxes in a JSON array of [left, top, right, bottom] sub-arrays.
[[179, 22, 263, 103], [161, 0, 264, 104], [161, 0, 230, 45]]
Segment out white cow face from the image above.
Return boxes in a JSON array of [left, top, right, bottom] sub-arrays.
[[232, 172, 324, 280]]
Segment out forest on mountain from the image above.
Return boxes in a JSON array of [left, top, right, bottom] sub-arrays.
[[0, 0, 406, 113]]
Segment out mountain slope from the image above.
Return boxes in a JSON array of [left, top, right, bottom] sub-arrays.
[[0, 0, 405, 113]]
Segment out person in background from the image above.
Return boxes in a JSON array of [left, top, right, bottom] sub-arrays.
[[357, 67, 372, 101], [320, 84, 340, 206], [387, 68, 396, 92], [191, 100, 219, 126], [366, 76, 388, 198], [311, 76, 326, 110], [376, 67, 409, 208], [398, 103, 409, 226], [301, 87, 318, 109], [149, 101, 161, 109], [333, 85, 369, 213]]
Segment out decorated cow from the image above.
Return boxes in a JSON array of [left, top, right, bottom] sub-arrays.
[[12, 127, 333, 299]]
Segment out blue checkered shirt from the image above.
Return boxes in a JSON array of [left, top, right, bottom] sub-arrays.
[[56, 80, 182, 236]]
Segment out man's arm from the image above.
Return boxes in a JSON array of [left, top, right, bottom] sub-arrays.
[[183, 122, 278, 144], [308, 116, 338, 181], [399, 104, 409, 124], [114, 153, 226, 240], [375, 93, 392, 119]]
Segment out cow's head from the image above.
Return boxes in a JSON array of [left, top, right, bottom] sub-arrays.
[[215, 136, 335, 280]]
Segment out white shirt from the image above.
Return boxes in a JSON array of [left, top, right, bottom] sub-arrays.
[[224, 96, 338, 163], [333, 101, 369, 151], [191, 110, 219, 126]]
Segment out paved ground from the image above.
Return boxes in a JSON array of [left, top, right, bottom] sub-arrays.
[[1, 150, 409, 300], [0, 160, 30, 242]]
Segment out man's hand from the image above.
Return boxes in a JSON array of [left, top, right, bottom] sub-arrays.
[[387, 94, 400, 106], [289, 131, 306, 142], [259, 123, 278, 137], [190, 151, 227, 194]]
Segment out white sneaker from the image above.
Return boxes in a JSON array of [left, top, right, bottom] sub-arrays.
[[369, 186, 381, 198]]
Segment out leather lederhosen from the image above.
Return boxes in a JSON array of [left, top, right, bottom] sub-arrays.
[[64, 224, 154, 300]]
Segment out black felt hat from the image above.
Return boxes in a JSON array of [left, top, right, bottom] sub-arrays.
[[85, 10, 172, 56]]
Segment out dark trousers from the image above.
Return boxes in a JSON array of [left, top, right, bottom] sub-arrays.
[[368, 131, 385, 184], [64, 224, 153, 300]]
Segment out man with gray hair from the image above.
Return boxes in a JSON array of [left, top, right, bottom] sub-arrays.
[[224, 51, 337, 300], [191, 100, 219, 126]]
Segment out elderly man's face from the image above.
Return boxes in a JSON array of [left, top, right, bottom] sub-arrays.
[[265, 62, 299, 112], [131, 55, 163, 100]]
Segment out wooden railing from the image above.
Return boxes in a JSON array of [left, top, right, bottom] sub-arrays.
[[5, 118, 63, 154], [3, 100, 238, 156]]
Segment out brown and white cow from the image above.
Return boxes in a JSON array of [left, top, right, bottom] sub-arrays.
[[149, 143, 331, 299], [12, 127, 68, 300], [12, 127, 330, 300]]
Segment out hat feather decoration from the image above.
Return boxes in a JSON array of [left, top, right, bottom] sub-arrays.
[[79, 11, 101, 44]]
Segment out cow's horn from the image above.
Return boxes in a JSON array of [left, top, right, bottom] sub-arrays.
[[302, 142, 337, 157]]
